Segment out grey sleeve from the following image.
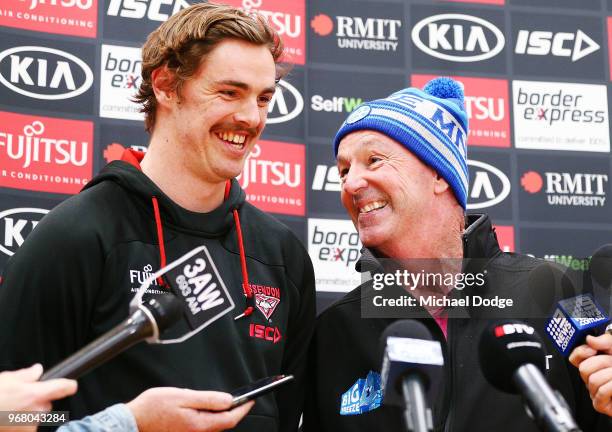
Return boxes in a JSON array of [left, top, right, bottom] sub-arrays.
[[57, 404, 138, 432]]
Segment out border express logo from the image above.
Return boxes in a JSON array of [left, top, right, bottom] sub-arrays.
[[512, 81, 609, 152], [308, 218, 362, 292], [0, 111, 93, 194], [0, 0, 98, 38], [100, 45, 143, 121]]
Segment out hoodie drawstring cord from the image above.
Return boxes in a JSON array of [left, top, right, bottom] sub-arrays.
[[150, 180, 253, 320], [151, 196, 168, 287], [224, 181, 254, 320]]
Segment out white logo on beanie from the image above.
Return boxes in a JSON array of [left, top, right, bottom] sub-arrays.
[[346, 105, 371, 124]]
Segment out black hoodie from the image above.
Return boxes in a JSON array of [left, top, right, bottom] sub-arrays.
[[0, 154, 315, 431]]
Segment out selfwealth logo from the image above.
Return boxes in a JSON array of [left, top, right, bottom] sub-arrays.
[[0, 0, 98, 38], [237, 140, 305, 216], [308, 218, 362, 292], [223, 0, 305, 65], [100, 45, 143, 121], [512, 81, 609, 152], [412, 75, 509, 147], [411, 13, 505, 62], [0, 45, 93, 100], [0, 111, 93, 194], [311, 94, 362, 113], [521, 170, 608, 207], [0, 207, 49, 257]]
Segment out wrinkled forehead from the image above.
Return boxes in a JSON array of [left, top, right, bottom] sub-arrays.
[[336, 130, 408, 163]]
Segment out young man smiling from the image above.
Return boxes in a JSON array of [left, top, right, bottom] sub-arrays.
[[0, 4, 315, 432]]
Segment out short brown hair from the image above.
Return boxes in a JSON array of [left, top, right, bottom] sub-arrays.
[[134, 3, 284, 132]]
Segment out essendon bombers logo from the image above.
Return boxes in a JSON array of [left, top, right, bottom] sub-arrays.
[[251, 284, 281, 320]]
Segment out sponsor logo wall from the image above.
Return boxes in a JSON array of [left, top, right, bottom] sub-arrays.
[[1, 0, 611, 300]]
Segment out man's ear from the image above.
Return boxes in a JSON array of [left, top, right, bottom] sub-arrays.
[[433, 172, 450, 195], [151, 66, 175, 107]]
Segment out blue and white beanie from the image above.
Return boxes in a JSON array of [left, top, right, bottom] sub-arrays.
[[333, 77, 469, 209]]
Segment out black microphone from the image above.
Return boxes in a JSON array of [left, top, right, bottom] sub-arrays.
[[479, 320, 581, 432], [589, 244, 612, 324], [528, 262, 577, 318], [380, 320, 443, 432], [41, 294, 183, 380]]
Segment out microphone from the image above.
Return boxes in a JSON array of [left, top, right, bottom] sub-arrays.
[[41, 293, 182, 380], [380, 320, 443, 432], [528, 262, 576, 317], [479, 320, 581, 432], [588, 244, 612, 322]]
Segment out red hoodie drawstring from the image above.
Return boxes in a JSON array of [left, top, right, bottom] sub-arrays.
[[225, 181, 255, 320], [148, 175, 253, 320], [151, 196, 168, 288]]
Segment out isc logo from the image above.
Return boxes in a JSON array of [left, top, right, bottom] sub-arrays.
[[515, 30, 599, 62], [107, 0, 189, 21], [249, 323, 282, 344], [494, 323, 534, 337], [311, 164, 340, 192]]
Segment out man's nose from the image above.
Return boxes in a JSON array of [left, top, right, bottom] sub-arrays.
[[233, 98, 263, 129], [342, 165, 368, 195]]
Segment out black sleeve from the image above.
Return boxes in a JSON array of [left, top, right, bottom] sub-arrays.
[[0, 200, 105, 372], [275, 238, 316, 432]]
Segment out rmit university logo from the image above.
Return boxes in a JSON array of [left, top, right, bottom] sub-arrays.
[[521, 170, 608, 207], [0, 46, 93, 100], [411, 14, 504, 62], [467, 160, 510, 210], [106, 0, 189, 21], [310, 13, 402, 52], [267, 79, 303, 124], [0, 208, 48, 257]]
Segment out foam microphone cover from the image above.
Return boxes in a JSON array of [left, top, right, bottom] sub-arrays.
[[144, 293, 183, 331], [379, 320, 433, 365], [478, 320, 546, 393]]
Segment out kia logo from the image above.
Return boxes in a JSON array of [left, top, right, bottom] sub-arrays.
[[0, 207, 49, 257], [411, 14, 505, 62], [266, 79, 304, 124], [467, 160, 510, 209], [0, 46, 93, 100]]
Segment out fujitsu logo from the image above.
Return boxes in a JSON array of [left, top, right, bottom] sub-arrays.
[[238, 144, 301, 189], [411, 14, 504, 62], [0, 46, 93, 100], [242, 0, 301, 38], [0, 120, 88, 169], [465, 96, 504, 121], [19, 0, 93, 10]]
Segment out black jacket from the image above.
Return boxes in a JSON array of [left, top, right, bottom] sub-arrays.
[[304, 214, 610, 432], [0, 154, 315, 431]]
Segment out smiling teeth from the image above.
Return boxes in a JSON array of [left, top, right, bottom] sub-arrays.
[[217, 132, 246, 146], [360, 201, 387, 213]]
